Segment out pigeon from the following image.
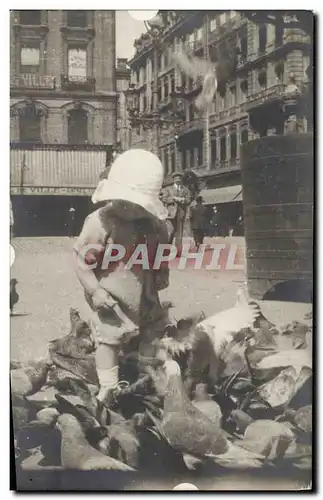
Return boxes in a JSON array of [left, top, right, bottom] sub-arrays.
[[191, 383, 223, 427], [99, 417, 140, 469], [172, 51, 217, 111], [56, 413, 135, 470], [11, 358, 52, 400], [10, 278, 19, 314], [147, 360, 264, 469]]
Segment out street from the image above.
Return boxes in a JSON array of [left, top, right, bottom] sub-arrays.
[[10, 237, 310, 363], [10, 237, 246, 362]]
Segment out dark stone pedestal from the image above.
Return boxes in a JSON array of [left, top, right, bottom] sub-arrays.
[[240, 133, 313, 303]]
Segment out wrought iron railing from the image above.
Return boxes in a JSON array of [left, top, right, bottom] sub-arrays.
[[60, 75, 96, 91]]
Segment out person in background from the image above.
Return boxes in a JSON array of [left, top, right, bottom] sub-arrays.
[[73, 149, 170, 405], [68, 207, 76, 238], [190, 196, 208, 250], [210, 205, 220, 237], [161, 171, 191, 250]]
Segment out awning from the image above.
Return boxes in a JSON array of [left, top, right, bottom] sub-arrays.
[[200, 185, 243, 205]]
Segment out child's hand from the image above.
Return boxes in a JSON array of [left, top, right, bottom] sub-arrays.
[[92, 287, 117, 311]]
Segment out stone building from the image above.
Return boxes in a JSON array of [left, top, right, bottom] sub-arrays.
[[9, 10, 117, 236], [10, 9, 117, 145], [128, 11, 311, 229]]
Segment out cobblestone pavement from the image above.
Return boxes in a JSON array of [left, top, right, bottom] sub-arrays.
[[10, 237, 309, 363], [10, 237, 245, 362]]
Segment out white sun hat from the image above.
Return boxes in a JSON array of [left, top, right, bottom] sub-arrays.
[[91, 149, 168, 220]]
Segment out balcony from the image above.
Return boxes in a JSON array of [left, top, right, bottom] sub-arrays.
[[209, 105, 245, 127], [283, 32, 311, 45], [242, 84, 286, 112], [60, 75, 96, 92], [177, 118, 204, 135], [11, 74, 56, 90]]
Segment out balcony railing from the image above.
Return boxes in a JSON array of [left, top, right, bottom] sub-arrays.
[[209, 105, 243, 126], [11, 74, 56, 90], [178, 118, 203, 135], [243, 84, 286, 111], [60, 75, 96, 92]]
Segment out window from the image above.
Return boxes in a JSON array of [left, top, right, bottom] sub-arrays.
[[258, 70, 267, 89], [157, 84, 162, 102], [182, 150, 187, 170], [170, 73, 175, 94], [20, 44, 40, 73], [68, 108, 88, 144], [275, 60, 284, 83], [190, 149, 195, 168], [230, 133, 237, 159], [197, 145, 203, 166], [241, 129, 248, 143], [19, 105, 41, 143], [68, 48, 87, 80], [164, 151, 169, 175], [188, 104, 194, 122], [210, 17, 217, 32], [259, 24, 267, 53], [19, 10, 41, 25], [220, 135, 226, 161], [219, 13, 227, 26], [164, 80, 169, 99], [67, 11, 88, 28], [188, 32, 195, 44], [229, 85, 237, 107], [240, 25, 248, 59], [240, 79, 248, 102], [211, 140, 217, 163], [196, 27, 203, 41], [171, 150, 175, 173], [275, 22, 283, 46]]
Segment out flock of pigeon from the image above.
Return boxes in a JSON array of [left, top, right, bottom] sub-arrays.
[[11, 295, 312, 476]]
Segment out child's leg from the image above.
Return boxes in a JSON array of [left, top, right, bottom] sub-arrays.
[[91, 313, 120, 400]]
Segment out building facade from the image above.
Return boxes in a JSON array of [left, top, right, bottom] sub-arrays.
[[128, 10, 311, 217], [10, 10, 117, 146], [116, 57, 131, 151], [10, 10, 117, 236]]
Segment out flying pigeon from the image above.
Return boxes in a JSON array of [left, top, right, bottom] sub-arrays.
[[172, 51, 217, 111]]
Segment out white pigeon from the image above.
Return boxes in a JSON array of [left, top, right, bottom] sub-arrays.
[[172, 51, 217, 111], [198, 301, 260, 358]]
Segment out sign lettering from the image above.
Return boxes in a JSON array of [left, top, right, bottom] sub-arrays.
[[10, 186, 95, 196]]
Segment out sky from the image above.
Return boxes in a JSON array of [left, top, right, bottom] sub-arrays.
[[115, 11, 146, 60]]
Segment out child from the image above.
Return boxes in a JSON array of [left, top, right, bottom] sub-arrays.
[[73, 149, 170, 402]]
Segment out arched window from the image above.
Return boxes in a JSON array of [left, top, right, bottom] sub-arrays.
[[19, 104, 41, 143], [68, 108, 88, 144]]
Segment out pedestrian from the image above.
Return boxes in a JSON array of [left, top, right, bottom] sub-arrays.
[[161, 171, 191, 251], [73, 149, 170, 404], [210, 205, 220, 237], [190, 196, 208, 250], [68, 207, 76, 238]]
